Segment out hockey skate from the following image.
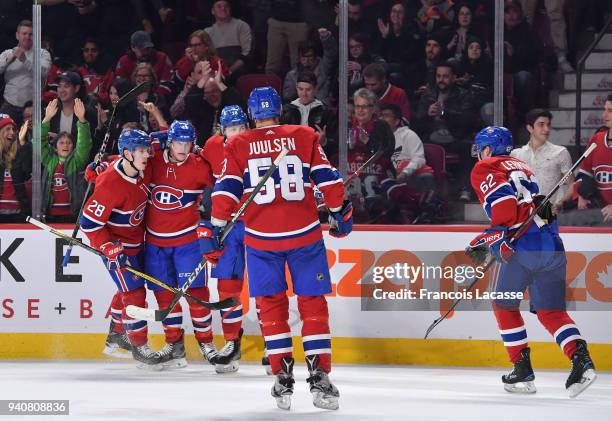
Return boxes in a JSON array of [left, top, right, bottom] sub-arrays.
[[131, 343, 166, 371], [566, 340, 597, 398], [157, 333, 187, 369], [102, 320, 132, 358], [214, 329, 242, 373], [198, 341, 218, 364], [271, 357, 295, 410], [502, 347, 536, 394], [306, 355, 340, 410]]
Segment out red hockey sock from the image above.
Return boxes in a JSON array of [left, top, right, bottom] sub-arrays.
[[257, 293, 292, 375], [537, 310, 582, 359], [121, 287, 148, 347], [298, 295, 332, 373], [154, 290, 184, 343], [110, 291, 125, 334], [494, 307, 528, 363], [218, 279, 243, 341], [187, 287, 213, 344]]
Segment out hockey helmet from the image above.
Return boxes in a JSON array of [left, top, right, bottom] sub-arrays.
[[472, 126, 513, 158], [247, 86, 281, 121], [168, 120, 196, 144], [118, 128, 151, 155], [220, 105, 248, 129]]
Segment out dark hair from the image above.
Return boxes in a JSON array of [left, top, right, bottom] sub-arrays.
[[349, 32, 369, 46], [22, 101, 33, 109], [348, 0, 362, 7], [298, 40, 317, 57], [525, 108, 553, 127], [53, 131, 74, 149], [296, 71, 318, 87], [380, 103, 402, 120], [108, 77, 134, 99], [436, 61, 456, 74], [607, 93, 612, 103], [362, 63, 386, 81]]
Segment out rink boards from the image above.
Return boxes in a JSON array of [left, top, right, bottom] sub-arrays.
[[0, 224, 610, 369]]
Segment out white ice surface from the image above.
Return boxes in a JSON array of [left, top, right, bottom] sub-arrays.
[[0, 361, 610, 421]]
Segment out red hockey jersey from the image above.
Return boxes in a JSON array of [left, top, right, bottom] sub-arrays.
[[211, 124, 345, 251], [201, 134, 225, 180], [80, 160, 150, 255], [471, 156, 539, 229], [146, 150, 214, 247], [574, 128, 612, 206]]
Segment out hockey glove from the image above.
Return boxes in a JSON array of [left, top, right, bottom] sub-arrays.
[[84, 161, 109, 183], [100, 241, 127, 272], [328, 200, 353, 238], [467, 227, 515, 264], [196, 221, 225, 265]]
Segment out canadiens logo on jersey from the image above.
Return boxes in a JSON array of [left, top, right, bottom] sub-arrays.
[[594, 164, 612, 189], [128, 202, 146, 226], [53, 171, 68, 190], [151, 185, 185, 210]]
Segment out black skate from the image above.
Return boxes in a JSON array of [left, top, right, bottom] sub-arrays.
[[157, 333, 187, 369], [198, 341, 218, 364], [566, 340, 597, 398], [306, 355, 339, 410], [271, 357, 295, 410], [103, 320, 132, 358], [131, 343, 165, 371], [502, 347, 536, 394], [215, 329, 242, 373], [262, 351, 272, 376]]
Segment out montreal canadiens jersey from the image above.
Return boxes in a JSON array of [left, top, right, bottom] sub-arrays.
[[146, 149, 214, 247], [212, 124, 345, 251], [201, 134, 225, 181], [471, 156, 539, 229], [80, 159, 150, 255], [575, 128, 612, 205]]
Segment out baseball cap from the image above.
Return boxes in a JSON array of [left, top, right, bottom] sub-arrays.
[[55, 71, 82, 86], [0, 114, 16, 130], [131, 30, 154, 49]]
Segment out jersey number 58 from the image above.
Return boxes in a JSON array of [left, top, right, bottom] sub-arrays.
[[247, 156, 305, 205]]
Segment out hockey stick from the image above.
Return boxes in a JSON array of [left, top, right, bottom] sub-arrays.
[[316, 148, 385, 211], [62, 81, 152, 267], [27, 217, 233, 310], [126, 147, 291, 322], [423, 141, 598, 339]]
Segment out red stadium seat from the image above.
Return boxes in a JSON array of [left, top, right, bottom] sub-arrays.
[[423, 143, 448, 186], [235, 73, 283, 101]]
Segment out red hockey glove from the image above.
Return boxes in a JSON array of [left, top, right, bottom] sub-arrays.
[[466, 227, 515, 265], [196, 221, 225, 265], [84, 161, 109, 183], [100, 241, 127, 271]]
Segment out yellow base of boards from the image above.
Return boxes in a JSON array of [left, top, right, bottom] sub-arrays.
[[1, 333, 610, 370]]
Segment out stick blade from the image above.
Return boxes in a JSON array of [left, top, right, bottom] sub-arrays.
[[125, 304, 157, 321]]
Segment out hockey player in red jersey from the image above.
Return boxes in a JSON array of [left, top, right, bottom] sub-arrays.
[[466, 126, 597, 398], [574, 93, 612, 222], [145, 119, 217, 368], [80, 129, 166, 369], [208, 87, 352, 410], [197, 105, 250, 373]]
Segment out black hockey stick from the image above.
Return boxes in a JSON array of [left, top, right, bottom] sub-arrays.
[[126, 147, 291, 322], [62, 81, 152, 267], [423, 141, 598, 339], [28, 217, 233, 310]]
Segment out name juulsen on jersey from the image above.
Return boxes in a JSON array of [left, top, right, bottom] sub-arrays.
[[249, 137, 297, 155]]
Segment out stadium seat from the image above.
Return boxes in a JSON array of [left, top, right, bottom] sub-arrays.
[[423, 143, 448, 186], [235, 73, 283, 101]]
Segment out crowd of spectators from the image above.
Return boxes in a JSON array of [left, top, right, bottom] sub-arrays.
[[0, 0, 609, 225]]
